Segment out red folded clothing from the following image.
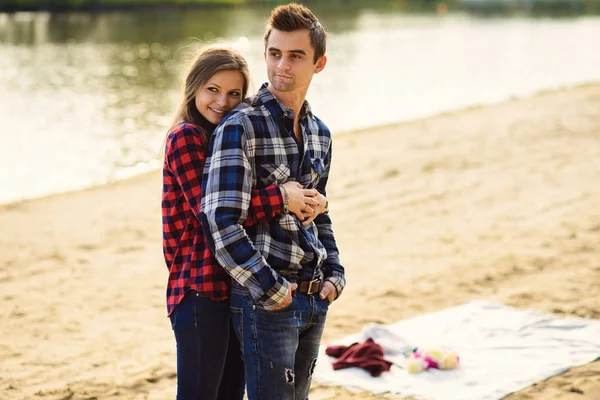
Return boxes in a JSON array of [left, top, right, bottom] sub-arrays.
[[325, 338, 393, 377]]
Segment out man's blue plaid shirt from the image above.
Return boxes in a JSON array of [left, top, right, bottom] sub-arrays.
[[201, 83, 346, 307]]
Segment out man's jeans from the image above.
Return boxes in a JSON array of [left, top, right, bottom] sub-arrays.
[[230, 283, 330, 400], [170, 291, 245, 400]]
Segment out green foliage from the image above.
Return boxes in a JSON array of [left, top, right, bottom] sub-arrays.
[[1, 0, 250, 11], [2, 0, 600, 13]]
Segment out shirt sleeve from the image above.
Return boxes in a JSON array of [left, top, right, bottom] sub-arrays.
[[313, 143, 346, 298], [201, 120, 290, 307], [164, 124, 206, 220], [164, 124, 283, 227], [243, 185, 284, 227]]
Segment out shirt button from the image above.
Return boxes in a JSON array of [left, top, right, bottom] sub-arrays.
[[252, 305, 256, 310]]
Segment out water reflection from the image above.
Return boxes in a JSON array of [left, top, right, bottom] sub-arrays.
[[1, 3, 600, 203], [461, 0, 600, 17]]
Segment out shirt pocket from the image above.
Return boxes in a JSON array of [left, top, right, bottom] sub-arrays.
[[257, 163, 291, 187], [310, 158, 325, 187]]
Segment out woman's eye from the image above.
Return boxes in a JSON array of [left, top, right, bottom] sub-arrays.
[[230, 92, 241, 97], [208, 87, 218, 93]]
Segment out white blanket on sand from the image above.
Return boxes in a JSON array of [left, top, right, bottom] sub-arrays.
[[314, 300, 600, 400]]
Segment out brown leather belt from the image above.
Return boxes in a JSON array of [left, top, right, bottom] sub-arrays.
[[297, 278, 323, 295]]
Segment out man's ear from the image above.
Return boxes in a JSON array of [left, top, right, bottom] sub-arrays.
[[314, 55, 327, 74], [264, 51, 267, 61]]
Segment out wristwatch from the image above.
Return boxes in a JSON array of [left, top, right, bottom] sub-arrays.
[[320, 199, 329, 214]]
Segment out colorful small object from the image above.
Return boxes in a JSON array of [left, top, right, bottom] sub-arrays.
[[405, 356, 426, 373], [439, 352, 460, 370], [404, 347, 460, 373]]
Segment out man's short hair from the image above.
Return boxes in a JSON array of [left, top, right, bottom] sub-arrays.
[[264, 3, 327, 63]]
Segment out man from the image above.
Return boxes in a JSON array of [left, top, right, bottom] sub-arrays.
[[202, 3, 346, 399]]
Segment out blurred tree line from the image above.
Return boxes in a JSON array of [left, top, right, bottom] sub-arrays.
[[0, 0, 456, 12], [1, 0, 599, 13]]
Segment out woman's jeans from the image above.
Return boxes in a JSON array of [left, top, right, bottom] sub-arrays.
[[230, 283, 330, 400], [170, 291, 245, 400]]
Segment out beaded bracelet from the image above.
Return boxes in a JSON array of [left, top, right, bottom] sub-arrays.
[[279, 184, 290, 214]]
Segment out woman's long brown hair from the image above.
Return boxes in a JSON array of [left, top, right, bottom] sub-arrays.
[[168, 46, 250, 149]]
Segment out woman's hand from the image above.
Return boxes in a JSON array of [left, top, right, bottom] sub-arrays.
[[280, 181, 328, 225], [282, 181, 319, 221]]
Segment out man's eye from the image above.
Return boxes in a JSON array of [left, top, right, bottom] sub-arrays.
[[270, 52, 280, 57]]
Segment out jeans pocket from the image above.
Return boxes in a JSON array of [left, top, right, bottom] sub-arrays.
[[231, 307, 244, 355], [260, 299, 294, 313], [169, 294, 196, 331], [317, 296, 331, 321], [256, 300, 295, 331]]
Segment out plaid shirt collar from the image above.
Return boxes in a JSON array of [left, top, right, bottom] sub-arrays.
[[252, 83, 314, 121]]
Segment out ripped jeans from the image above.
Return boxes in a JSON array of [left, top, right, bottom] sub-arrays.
[[230, 283, 329, 400]]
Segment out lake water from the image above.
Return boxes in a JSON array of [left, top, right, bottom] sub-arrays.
[[1, 3, 600, 204]]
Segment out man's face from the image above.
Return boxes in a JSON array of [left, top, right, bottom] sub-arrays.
[[265, 28, 326, 94]]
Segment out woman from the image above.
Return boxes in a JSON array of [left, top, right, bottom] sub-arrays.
[[162, 46, 328, 400]]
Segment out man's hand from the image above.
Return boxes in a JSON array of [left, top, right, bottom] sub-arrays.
[[319, 281, 337, 304], [302, 191, 327, 226], [263, 282, 298, 311]]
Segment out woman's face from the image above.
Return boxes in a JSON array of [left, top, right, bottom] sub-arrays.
[[195, 69, 245, 125]]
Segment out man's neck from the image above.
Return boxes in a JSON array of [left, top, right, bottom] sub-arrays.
[[268, 86, 307, 120]]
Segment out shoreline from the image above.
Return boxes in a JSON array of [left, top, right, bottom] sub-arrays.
[[2, 83, 600, 399], [3, 79, 599, 210]]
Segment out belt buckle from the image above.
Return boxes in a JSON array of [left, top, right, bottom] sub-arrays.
[[306, 278, 321, 295]]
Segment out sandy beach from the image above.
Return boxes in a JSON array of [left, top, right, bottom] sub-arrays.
[[2, 83, 600, 399]]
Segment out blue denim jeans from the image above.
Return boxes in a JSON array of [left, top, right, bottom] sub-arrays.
[[170, 291, 245, 400], [230, 283, 329, 400]]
